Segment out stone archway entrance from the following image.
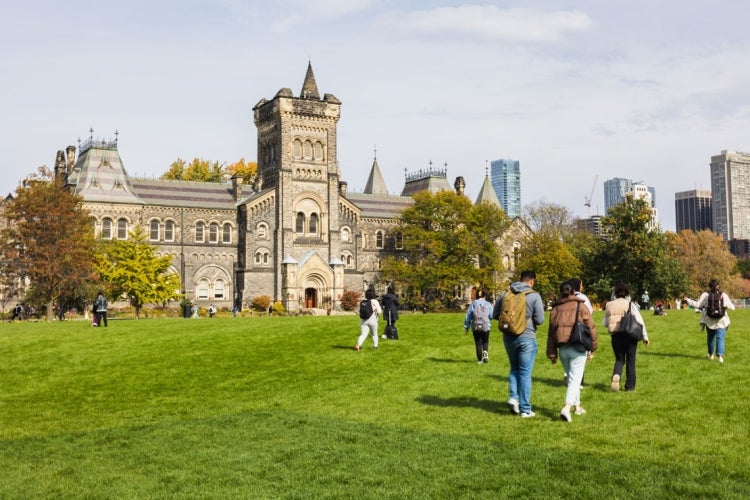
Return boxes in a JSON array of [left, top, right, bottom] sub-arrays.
[[305, 287, 317, 308]]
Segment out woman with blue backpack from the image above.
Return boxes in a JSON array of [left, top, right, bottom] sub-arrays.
[[464, 290, 493, 364]]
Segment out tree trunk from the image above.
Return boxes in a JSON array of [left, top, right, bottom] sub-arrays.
[[46, 301, 55, 322]]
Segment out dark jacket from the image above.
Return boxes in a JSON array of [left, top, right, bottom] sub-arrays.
[[381, 292, 399, 322], [546, 295, 599, 358]]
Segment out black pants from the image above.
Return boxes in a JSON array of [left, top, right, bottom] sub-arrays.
[[611, 332, 638, 390], [472, 330, 489, 361], [98, 311, 108, 327]]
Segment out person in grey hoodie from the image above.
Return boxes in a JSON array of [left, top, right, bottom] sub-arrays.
[[492, 270, 545, 418]]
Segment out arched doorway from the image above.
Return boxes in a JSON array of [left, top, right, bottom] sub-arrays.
[[305, 287, 317, 308]]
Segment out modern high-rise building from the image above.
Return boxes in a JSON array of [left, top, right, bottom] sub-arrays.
[[604, 177, 656, 214], [490, 158, 521, 218], [674, 190, 712, 232], [711, 150, 750, 240]]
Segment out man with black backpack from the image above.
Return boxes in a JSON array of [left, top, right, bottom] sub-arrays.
[[355, 288, 382, 351], [686, 279, 735, 363]]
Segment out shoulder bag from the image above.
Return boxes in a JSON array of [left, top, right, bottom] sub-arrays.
[[619, 299, 644, 341], [569, 301, 593, 352]]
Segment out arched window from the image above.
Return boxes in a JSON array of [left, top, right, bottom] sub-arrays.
[[214, 280, 225, 299], [195, 222, 205, 243], [314, 141, 323, 160], [341, 226, 350, 242], [164, 221, 175, 242], [309, 213, 318, 234], [376, 230, 384, 249], [209, 223, 219, 243], [255, 251, 262, 264], [149, 220, 160, 241], [395, 232, 403, 249], [222, 223, 232, 244], [303, 140, 312, 160], [101, 218, 113, 239], [346, 255, 352, 266], [295, 213, 305, 233], [197, 279, 209, 299], [257, 223, 267, 239], [263, 252, 269, 264], [293, 139, 302, 159], [117, 219, 128, 240]]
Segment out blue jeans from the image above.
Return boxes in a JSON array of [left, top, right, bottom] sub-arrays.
[[559, 345, 587, 407], [503, 334, 538, 414], [707, 327, 726, 356]]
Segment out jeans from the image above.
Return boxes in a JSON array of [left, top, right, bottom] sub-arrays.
[[559, 344, 587, 406], [707, 327, 726, 356], [503, 334, 538, 414]]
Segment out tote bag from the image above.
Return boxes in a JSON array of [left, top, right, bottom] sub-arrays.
[[619, 300, 644, 341]]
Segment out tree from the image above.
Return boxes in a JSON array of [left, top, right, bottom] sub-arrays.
[[667, 230, 738, 297], [161, 158, 225, 182], [95, 226, 180, 318], [523, 200, 577, 241], [0, 167, 97, 321], [380, 191, 509, 307], [582, 195, 688, 304], [225, 158, 258, 184], [515, 231, 581, 304]]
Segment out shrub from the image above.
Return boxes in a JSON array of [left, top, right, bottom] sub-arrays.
[[251, 295, 272, 311], [271, 301, 285, 315], [340, 289, 362, 311]]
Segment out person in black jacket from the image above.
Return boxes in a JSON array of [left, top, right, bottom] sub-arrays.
[[380, 286, 399, 339]]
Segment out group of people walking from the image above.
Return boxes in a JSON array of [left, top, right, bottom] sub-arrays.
[[355, 286, 399, 351], [461, 271, 731, 422]]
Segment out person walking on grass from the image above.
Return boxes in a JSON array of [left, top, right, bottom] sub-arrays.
[[355, 288, 382, 351], [93, 291, 108, 327], [603, 281, 649, 392], [564, 278, 593, 388], [492, 270, 545, 418], [464, 290, 493, 364], [380, 286, 400, 339], [685, 279, 735, 363], [547, 281, 598, 422]]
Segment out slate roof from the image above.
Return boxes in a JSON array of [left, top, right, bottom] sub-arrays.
[[130, 178, 236, 210], [347, 193, 414, 219]]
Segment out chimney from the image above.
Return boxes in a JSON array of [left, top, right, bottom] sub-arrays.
[[54, 150, 67, 183], [65, 145, 76, 173], [231, 174, 243, 200], [339, 181, 348, 197]]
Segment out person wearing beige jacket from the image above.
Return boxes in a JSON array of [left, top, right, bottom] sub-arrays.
[[603, 281, 649, 392]]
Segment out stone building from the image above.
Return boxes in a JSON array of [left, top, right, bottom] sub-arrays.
[[42, 63, 528, 312]]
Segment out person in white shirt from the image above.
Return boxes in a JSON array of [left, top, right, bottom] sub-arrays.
[[685, 279, 735, 363], [355, 288, 383, 351]]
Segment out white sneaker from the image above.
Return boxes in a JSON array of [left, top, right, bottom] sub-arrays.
[[381, 334, 387, 339], [508, 399, 520, 415], [718, 355, 724, 363], [575, 407, 587, 416], [560, 407, 572, 422], [482, 350, 489, 363], [611, 374, 620, 392], [520, 411, 536, 418], [708, 354, 714, 360]]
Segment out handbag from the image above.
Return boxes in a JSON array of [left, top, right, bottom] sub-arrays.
[[569, 301, 593, 352], [619, 299, 644, 341]]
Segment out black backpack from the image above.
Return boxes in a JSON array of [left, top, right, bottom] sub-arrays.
[[706, 291, 726, 318], [359, 299, 373, 319]]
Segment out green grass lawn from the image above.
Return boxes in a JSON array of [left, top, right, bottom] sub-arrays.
[[1, 308, 748, 498]]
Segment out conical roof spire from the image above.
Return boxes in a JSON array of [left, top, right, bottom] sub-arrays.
[[475, 173, 502, 207], [301, 61, 320, 99], [364, 157, 388, 195]]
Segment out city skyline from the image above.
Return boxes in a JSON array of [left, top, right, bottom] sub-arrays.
[[2, 1, 749, 231]]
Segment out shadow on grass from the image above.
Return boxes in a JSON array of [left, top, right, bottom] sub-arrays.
[[416, 394, 503, 414], [426, 357, 478, 364], [640, 350, 705, 360]]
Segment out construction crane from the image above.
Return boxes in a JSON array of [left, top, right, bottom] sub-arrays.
[[584, 174, 598, 217]]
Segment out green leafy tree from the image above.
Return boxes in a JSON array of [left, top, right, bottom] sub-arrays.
[[515, 231, 581, 304], [582, 195, 687, 303], [381, 191, 509, 306], [95, 226, 180, 318], [0, 167, 97, 320], [161, 158, 225, 182]]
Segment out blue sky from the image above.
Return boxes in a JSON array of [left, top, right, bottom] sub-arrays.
[[3, 0, 749, 230]]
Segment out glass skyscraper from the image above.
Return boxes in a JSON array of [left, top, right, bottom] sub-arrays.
[[490, 159, 521, 218], [711, 150, 750, 240], [675, 190, 712, 232]]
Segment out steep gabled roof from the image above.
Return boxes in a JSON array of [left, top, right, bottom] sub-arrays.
[[68, 143, 143, 204], [363, 158, 388, 195], [301, 62, 320, 99], [475, 173, 502, 207]]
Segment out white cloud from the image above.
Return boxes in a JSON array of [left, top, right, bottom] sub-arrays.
[[385, 5, 592, 43]]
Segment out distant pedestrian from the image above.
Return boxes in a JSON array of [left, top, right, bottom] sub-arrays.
[[93, 291, 108, 327], [641, 290, 650, 311], [355, 288, 382, 351], [208, 304, 216, 318], [685, 279, 735, 363], [464, 290, 492, 364], [191, 304, 199, 318], [381, 286, 400, 339]]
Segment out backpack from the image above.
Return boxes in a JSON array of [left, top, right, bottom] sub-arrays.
[[706, 291, 726, 318], [498, 289, 532, 335], [359, 299, 374, 319], [473, 300, 490, 332]]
